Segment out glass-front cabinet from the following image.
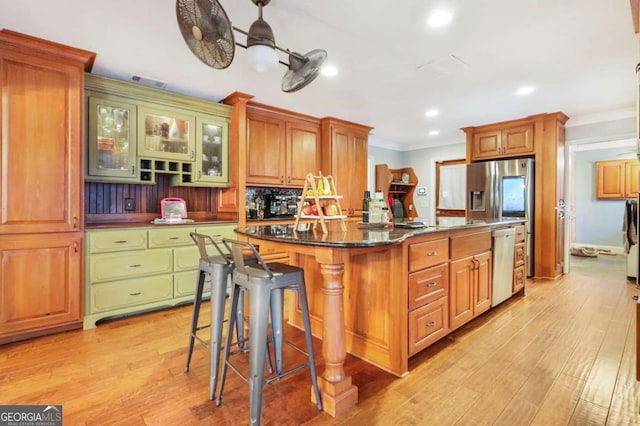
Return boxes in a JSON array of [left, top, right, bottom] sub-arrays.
[[84, 74, 231, 186], [137, 105, 195, 162], [194, 115, 229, 184], [87, 95, 137, 179]]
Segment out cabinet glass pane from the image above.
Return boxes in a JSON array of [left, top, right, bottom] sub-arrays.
[[201, 122, 223, 177], [143, 113, 190, 155], [96, 104, 131, 171], [87, 95, 137, 179], [193, 116, 229, 185]]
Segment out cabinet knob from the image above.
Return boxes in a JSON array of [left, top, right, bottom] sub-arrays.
[[427, 282, 437, 287], [426, 321, 436, 327], [280, 176, 284, 183], [427, 251, 437, 256]]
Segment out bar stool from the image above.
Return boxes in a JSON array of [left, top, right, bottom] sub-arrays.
[[216, 238, 323, 425], [183, 232, 245, 401]]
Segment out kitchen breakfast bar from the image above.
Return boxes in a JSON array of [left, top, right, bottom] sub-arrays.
[[235, 217, 526, 416]]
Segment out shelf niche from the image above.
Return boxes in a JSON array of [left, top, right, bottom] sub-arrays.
[[375, 164, 419, 219]]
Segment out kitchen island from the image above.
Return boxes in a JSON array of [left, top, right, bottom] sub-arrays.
[[236, 217, 526, 416]]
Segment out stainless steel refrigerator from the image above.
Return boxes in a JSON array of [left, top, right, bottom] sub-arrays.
[[467, 158, 534, 276]]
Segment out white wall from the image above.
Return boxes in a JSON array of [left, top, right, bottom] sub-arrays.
[[403, 143, 466, 220]]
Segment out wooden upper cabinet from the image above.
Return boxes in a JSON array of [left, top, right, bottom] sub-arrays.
[[321, 118, 372, 216], [246, 109, 286, 186], [468, 124, 534, 161], [596, 159, 640, 199], [286, 119, 321, 187], [246, 106, 320, 188]]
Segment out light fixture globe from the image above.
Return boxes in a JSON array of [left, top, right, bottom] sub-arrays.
[[246, 43, 278, 72], [245, 1, 278, 72]]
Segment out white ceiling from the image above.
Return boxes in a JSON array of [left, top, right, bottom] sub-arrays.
[[2, 0, 639, 150]]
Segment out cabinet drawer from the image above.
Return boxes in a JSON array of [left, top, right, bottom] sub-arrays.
[[148, 227, 195, 248], [87, 229, 148, 253], [514, 242, 525, 267], [409, 238, 449, 272], [257, 242, 289, 263], [409, 296, 449, 356], [513, 265, 525, 293], [174, 270, 214, 297], [514, 225, 526, 243], [450, 230, 491, 260], [409, 264, 448, 310], [90, 275, 173, 313], [88, 249, 173, 283], [195, 224, 237, 243]]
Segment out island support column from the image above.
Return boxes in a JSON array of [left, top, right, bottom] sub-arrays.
[[312, 261, 358, 416]]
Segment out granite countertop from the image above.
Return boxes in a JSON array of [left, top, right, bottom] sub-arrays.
[[236, 217, 525, 248]]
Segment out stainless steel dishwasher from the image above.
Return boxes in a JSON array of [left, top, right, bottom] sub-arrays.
[[492, 228, 515, 307]]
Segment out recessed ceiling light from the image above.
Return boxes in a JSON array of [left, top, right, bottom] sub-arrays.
[[429, 130, 440, 136], [321, 64, 339, 77], [516, 86, 535, 95], [428, 11, 453, 27], [425, 109, 439, 117]]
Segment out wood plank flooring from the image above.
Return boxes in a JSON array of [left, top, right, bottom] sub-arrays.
[[0, 254, 638, 425]]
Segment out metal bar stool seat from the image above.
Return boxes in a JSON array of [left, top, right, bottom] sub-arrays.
[[216, 238, 322, 425]]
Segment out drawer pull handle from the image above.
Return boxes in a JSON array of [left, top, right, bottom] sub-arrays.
[[427, 251, 437, 256], [130, 292, 142, 296], [130, 264, 142, 268], [169, 237, 180, 240], [427, 282, 437, 287], [426, 321, 436, 327], [114, 240, 128, 244]]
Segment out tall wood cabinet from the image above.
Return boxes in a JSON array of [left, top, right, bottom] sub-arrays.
[[0, 30, 95, 344], [463, 112, 568, 278], [321, 118, 373, 217]]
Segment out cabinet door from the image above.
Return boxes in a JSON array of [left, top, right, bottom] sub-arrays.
[[137, 105, 195, 161], [449, 257, 475, 330], [329, 127, 368, 215], [0, 50, 82, 234], [194, 115, 229, 184], [502, 124, 534, 156], [471, 130, 501, 161], [246, 111, 286, 186], [625, 159, 640, 197], [596, 160, 625, 199], [474, 251, 492, 315], [87, 94, 138, 180], [286, 120, 320, 187], [0, 233, 82, 342]]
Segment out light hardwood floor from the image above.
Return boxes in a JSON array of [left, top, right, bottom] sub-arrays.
[[1, 254, 638, 425]]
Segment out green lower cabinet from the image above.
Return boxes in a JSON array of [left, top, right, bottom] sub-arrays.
[[83, 223, 237, 329]]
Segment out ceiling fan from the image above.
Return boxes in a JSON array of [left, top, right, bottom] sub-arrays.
[[175, 0, 328, 92]]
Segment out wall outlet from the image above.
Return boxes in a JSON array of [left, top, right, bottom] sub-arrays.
[[124, 198, 134, 211]]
